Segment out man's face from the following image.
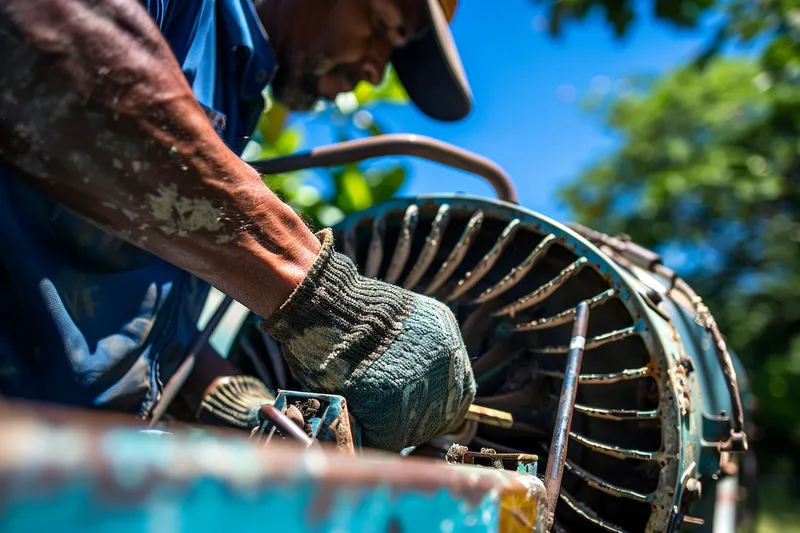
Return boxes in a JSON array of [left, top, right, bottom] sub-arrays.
[[265, 0, 427, 111]]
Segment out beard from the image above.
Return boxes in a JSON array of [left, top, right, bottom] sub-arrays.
[[270, 65, 321, 111], [271, 54, 360, 111]]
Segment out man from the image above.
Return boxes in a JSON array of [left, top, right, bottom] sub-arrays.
[[0, 0, 475, 451]]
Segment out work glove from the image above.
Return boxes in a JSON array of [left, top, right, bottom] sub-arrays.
[[195, 375, 274, 429], [261, 229, 476, 451]]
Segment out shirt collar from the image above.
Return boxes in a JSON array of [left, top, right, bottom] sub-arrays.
[[219, 0, 277, 101]]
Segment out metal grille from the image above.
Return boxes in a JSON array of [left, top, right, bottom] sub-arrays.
[[333, 195, 685, 533]]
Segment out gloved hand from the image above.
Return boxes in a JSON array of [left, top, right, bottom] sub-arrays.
[[195, 375, 274, 429], [262, 229, 476, 451]]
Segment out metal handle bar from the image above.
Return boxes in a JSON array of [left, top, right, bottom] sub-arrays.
[[250, 133, 519, 204]]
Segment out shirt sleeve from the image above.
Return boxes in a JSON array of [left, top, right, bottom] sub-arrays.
[[138, 0, 166, 29], [139, 0, 187, 31]]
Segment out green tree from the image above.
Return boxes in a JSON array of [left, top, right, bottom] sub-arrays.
[[556, 0, 800, 482], [246, 67, 411, 229]]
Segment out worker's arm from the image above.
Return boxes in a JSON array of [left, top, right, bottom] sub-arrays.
[[0, 0, 475, 449], [0, 0, 319, 319]]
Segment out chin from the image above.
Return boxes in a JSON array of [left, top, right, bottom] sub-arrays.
[[271, 69, 322, 111]]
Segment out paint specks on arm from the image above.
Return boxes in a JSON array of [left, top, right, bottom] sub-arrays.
[[146, 183, 226, 238]]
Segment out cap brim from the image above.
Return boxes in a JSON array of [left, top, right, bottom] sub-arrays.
[[392, 0, 473, 122]]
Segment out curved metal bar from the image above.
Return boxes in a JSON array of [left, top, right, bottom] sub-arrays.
[[494, 257, 589, 317], [559, 488, 628, 533], [569, 432, 659, 461], [568, 402, 659, 421], [514, 289, 616, 331], [384, 205, 419, 283], [537, 366, 650, 385], [250, 134, 519, 203], [424, 209, 484, 295], [445, 218, 522, 303], [564, 459, 656, 503], [403, 204, 451, 289]]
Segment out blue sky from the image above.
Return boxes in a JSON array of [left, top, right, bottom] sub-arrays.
[[207, 1, 726, 354], [286, 1, 719, 222]]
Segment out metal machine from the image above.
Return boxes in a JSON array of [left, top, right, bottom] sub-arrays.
[[0, 135, 752, 532]]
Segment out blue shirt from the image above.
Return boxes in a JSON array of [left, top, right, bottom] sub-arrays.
[[0, 0, 276, 415]]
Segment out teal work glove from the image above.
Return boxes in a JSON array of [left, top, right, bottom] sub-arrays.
[[262, 229, 476, 451]]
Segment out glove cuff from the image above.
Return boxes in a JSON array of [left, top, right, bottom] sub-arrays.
[[195, 375, 274, 430], [261, 228, 414, 385]]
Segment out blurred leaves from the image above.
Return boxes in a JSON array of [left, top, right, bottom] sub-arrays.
[[559, 0, 800, 476], [246, 66, 410, 229]]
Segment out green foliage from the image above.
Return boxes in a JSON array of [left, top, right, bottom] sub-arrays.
[[534, 0, 800, 72], [246, 66, 410, 229], [560, 0, 800, 477]]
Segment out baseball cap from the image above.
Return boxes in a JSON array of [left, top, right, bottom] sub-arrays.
[[391, 0, 472, 122]]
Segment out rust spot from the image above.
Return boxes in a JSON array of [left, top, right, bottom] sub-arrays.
[[307, 485, 336, 528], [386, 517, 402, 533]]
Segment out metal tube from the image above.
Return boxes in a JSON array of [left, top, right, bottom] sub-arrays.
[[543, 300, 589, 531], [258, 405, 314, 446], [250, 134, 519, 203]]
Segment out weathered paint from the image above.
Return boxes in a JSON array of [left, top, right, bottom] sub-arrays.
[[252, 391, 362, 453], [0, 404, 548, 533], [332, 194, 750, 532]]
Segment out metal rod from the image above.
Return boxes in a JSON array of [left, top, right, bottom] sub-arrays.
[[473, 233, 557, 304], [446, 218, 521, 302], [258, 405, 314, 446], [563, 459, 655, 503], [512, 289, 616, 330], [148, 295, 234, 428], [530, 325, 638, 354], [567, 401, 659, 421], [558, 488, 628, 533], [403, 204, 451, 289], [384, 204, 419, 284], [493, 257, 588, 317], [424, 209, 483, 295], [537, 366, 649, 385], [544, 300, 589, 531], [250, 134, 519, 203], [569, 432, 659, 461]]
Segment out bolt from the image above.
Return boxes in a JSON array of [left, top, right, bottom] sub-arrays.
[[685, 478, 702, 500]]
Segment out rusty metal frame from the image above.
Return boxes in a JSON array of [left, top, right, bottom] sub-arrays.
[[333, 195, 688, 532], [249, 133, 519, 204], [567, 222, 748, 452]]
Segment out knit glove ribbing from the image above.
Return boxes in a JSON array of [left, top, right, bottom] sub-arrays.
[[262, 229, 476, 451], [195, 375, 275, 430]]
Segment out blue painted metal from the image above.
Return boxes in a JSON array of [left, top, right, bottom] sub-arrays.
[[0, 403, 548, 533], [252, 391, 362, 452]]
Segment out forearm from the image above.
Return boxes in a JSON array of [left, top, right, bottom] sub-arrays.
[[0, 0, 319, 318]]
